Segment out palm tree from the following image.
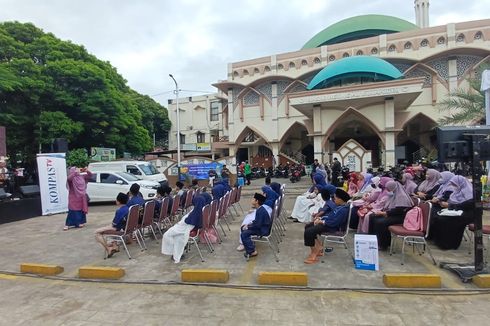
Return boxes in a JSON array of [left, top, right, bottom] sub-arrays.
[[438, 64, 489, 125]]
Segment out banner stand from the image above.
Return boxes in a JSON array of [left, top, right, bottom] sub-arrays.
[[36, 153, 68, 215]]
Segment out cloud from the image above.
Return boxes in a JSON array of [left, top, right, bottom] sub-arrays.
[[0, 0, 489, 106]]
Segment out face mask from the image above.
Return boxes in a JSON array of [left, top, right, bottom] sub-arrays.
[[387, 191, 394, 197]]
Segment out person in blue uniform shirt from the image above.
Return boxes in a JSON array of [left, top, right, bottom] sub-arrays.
[[127, 183, 145, 207], [212, 178, 226, 200], [94, 192, 129, 258], [262, 185, 279, 209], [240, 193, 272, 258], [303, 188, 350, 264]]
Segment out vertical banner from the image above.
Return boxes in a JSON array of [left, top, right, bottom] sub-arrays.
[[36, 153, 68, 215]]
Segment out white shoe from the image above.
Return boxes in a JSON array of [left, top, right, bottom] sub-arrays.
[[236, 244, 245, 251]]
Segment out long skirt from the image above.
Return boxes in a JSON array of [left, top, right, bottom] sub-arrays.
[[161, 215, 195, 263], [65, 210, 86, 227]]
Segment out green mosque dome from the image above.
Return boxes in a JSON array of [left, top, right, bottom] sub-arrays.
[[307, 56, 403, 90], [302, 14, 418, 49]]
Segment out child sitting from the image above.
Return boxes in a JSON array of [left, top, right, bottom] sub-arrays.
[[94, 192, 129, 258]]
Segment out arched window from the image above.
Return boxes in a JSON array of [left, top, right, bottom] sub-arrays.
[[420, 39, 429, 47], [264, 66, 271, 72], [474, 31, 483, 40], [437, 36, 445, 45], [342, 52, 350, 58], [388, 44, 396, 52], [371, 47, 378, 54], [356, 50, 363, 56], [243, 69, 249, 76], [404, 42, 412, 49], [289, 62, 295, 68], [233, 71, 239, 77], [254, 67, 260, 74], [456, 33, 465, 43], [277, 63, 284, 70], [301, 59, 308, 66], [314, 57, 321, 64], [328, 55, 335, 62]]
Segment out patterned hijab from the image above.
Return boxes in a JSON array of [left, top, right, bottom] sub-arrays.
[[448, 175, 473, 204], [417, 169, 441, 193]]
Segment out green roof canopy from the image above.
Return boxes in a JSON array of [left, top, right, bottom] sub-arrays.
[[307, 56, 403, 90], [302, 14, 418, 49]]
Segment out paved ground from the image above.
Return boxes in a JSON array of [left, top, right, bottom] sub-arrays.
[[1, 177, 490, 324]]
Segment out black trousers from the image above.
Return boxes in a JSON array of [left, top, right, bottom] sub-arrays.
[[369, 214, 405, 248], [245, 174, 251, 185], [304, 222, 334, 247]]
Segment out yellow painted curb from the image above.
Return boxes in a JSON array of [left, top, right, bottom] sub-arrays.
[[20, 263, 64, 276], [473, 274, 490, 288], [181, 269, 229, 283], [78, 266, 125, 280], [258, 272, 308, 286], [383, 273, 441, 288]]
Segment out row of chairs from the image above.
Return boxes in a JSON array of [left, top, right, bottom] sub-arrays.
[[315, 198, 436, 266], [249, 184, 287, 262]]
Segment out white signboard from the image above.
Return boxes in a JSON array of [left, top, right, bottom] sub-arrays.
[[36, 153, 68, 215]]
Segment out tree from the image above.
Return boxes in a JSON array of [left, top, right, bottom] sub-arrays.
[[66, 148, 90, 168], [0, 21, 171, 164], [438, 64, 489, 125]]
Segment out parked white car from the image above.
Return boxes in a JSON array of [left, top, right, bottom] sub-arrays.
[[86, 171, 159, 202], [88, 161, 167, 185]]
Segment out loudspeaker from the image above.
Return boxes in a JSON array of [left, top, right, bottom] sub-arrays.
[[20, 185, 40, 197], [52, 138, 68, 153]]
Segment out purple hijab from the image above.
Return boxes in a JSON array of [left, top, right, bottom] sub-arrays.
[[417, 169, 441, 193], [433, 171, 455, 198], [447, 175, 473, 204], [67, 167, 87, 198], [383, 181, 414, 210], [402, 173, 417, 195], [360, 173, 373, 192]]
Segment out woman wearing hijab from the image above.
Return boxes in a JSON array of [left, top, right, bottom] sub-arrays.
[[315, 164, 328, 180], [347, 172, 362, 197], [64, 167, 93, 230], [359, 172, 373, 194], [430, 175, 474, 249], [401, 172, 418, 196], [161, 195, 206, 263], [369, 181, 414, 249], [415, 169, 441, 200], [350, 176, 379, 229], [357, 177, 393, 233]]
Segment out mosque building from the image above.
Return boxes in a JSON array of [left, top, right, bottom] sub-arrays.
[[167, 0, 490, 171]]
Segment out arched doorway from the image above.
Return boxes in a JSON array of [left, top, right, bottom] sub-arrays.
[[279, 122, 311, 163], [234, 126, 272, 167], [397, 113, 437, 163], [326, 113, 382, 167]]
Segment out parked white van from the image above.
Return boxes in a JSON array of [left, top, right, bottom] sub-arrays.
[[88, 161, 167, 185]]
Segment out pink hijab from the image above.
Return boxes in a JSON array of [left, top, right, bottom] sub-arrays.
[[383, 181, 414, 210], [67, 167, 87, 198]]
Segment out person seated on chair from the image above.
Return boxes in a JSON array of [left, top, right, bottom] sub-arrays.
[[174, 181, 185, 197], [94, 192, 129, 258], [262, 185, 279, 209], [310, 188, 337, 221], [161, 195, 206, 263], [200, 187, 213, 205], [191, 178, 199, 190], [240, 193, 271, 258], [303, 188, 351, 264], [265, 176, 282, 196], [154, 185, 174, 218], [127, 183, 145, 207], [212, 178, 226, 200], [414, 169, 441, 201]]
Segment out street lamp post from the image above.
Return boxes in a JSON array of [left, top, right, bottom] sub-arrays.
[[169, 74, 181, 182]]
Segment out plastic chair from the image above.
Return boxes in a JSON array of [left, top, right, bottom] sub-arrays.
[[320, 202, 354, 259], [250, 201, 280, 262], [156, 197, 171, 231], [103, 204, 142, 259], [140, 200, 158, 247]]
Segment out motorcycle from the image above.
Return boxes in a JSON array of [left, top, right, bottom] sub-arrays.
[[289, 168, 301, 183]]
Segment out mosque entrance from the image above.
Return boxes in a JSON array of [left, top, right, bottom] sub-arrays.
[[327, 117, 381, 168], [396, 113, 437, 163]]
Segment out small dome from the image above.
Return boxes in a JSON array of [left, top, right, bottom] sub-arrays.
[[307, 56, 403, 90], [302, 15, 418, 49]]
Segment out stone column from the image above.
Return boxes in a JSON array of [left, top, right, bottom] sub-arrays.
[[384, 97, 396, 167]]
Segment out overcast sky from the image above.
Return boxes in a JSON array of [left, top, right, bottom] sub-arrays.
[[1, 0, 489, 106]]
